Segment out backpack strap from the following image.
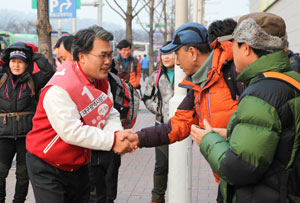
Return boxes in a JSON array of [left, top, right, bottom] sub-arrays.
[[0, 73, 8, 88], [27, 76, 36, 97], [263, 72, 300, 91], [155, 69, 162, 87], [222, 61, 240, 100]]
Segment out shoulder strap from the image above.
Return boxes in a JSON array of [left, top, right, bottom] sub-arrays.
[[27, 76, 36, 96], [0, 73, 8, 88], [223, 61, 240, 100], [155, 69, 162, 87], [263, 71, 300, 91]]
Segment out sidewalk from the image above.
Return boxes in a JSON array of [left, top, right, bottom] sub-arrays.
[[6, 78, 218, 203]]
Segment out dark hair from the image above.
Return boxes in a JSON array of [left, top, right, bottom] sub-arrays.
[[116, 39, 131, 49], [208, 18, 237, 44], [54, 35, 75, 52], [183, 43, 211, 54], [238, 42, 271, 57], [72, 25, 114, 61]]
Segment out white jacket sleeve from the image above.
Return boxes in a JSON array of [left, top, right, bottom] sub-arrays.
[[43, 85, 123, 151]]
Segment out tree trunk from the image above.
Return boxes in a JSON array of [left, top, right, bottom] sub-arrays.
[[36, 0, 54, 69], [149, 0, 154, 75], [126, 0, 133, 44], [163, 0, 168, 43]]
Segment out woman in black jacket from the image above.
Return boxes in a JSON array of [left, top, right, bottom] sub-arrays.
[[0, 42, 54, 203]]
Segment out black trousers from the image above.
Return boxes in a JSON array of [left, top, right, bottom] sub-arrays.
[[26, 152, 90, 203], [142, 68, 149, 81], [151, 145, 168, 203], [89, 150, 121, 203], [0, 138, 29, 203]]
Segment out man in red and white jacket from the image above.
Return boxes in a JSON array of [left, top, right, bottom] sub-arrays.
[[26, 25, 137, 203]]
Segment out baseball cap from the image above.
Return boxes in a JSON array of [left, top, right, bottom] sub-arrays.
[[9, 50, 28, 62], [160, 22, 208, 55], [219, 12, 287, 52]]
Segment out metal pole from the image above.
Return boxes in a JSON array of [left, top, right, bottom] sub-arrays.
[[168, 1, 191, 203], [58, 19, 62, 38], [97, 0, 103, 26], [72, 18, 76, 34]]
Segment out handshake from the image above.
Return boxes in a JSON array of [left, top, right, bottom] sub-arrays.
[[112, 129, 139, 154]]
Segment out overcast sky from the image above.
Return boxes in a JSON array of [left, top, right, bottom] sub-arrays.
[[1, 0, 249, 29]]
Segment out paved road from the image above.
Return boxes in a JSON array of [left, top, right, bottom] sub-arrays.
[[6, 78, 218, 203]]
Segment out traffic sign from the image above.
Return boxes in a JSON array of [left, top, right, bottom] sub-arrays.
[[49, 0, 77, 18], [32, 0, 80, 10]]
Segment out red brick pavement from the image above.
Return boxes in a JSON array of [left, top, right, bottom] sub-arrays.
[[6, 79, 218, 203]]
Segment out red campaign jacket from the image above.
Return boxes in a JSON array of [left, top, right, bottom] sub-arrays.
[[26, 62, 110, 172]]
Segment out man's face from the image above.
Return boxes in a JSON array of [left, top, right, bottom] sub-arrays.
[[57, 43, 73, 64], [232, 40, 252, 73], [80, 38, 113, 81], [118, 47, 131, 59], [175, 46, 198, 76]]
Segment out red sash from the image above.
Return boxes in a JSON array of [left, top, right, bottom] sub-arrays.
[[46, 61, 113, 128]]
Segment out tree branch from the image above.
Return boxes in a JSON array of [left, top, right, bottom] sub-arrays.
[[136, 14, 149, 34], [105, 0, 126, 20], [132, 0, 151, 19]]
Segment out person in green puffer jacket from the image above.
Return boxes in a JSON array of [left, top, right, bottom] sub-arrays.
[[191, 12, 300, 203]]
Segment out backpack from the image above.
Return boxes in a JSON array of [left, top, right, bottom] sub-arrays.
[[263, 71, 300, 203], [222, 61, 244, 100], [108, 72, 140, 129]]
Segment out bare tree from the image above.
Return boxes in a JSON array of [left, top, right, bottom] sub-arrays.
[[105, 0, 150, 43], [36, 0, 54, 67]]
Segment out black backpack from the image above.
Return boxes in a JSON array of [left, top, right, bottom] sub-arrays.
[[108, 72, 140, 129], [222, 60, 244, 100]]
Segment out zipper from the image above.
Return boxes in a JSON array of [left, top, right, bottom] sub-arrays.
[[43, 135, 59, 154]]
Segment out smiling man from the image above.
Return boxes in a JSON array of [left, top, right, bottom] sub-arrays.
[[26, 25, 136, 203]]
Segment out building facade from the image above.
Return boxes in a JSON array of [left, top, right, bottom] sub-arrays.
[[250, 0, 300, 52]]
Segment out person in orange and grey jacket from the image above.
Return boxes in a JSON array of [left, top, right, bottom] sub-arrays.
[[122, 22, 242, 203], [0, 42, 54, 203], [142, 41, 175, 203], [111, 39, 141, 89]]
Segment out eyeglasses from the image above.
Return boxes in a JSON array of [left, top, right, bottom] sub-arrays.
[[87, 52, 113, 60]]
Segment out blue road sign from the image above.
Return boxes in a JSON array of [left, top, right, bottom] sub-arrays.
[[49, 0, 77, 18]]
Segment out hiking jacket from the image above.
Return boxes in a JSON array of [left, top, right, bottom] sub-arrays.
[[200, 50, 300, 202], [112, 55, 141, 88], [142, 65, 174, 124], [0, 43, 54, 138], [137, 41, 238, 148]]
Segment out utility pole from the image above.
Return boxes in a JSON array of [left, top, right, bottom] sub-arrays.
[[168, 1, 191, 203]]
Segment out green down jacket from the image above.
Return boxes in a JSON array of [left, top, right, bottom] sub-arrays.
[[200, 50, 300, 203]]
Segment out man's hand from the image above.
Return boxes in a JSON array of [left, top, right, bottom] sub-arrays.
[[112, 129, 138, 154], [191, 119, 228, 146], [119, 129, 139, 148]]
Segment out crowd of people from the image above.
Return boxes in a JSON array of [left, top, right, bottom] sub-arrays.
[[0, 11, 300, 203]]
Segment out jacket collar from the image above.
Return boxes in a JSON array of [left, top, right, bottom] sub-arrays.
[[237, 50, 290, 86], [191, 50, 214, 87]]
